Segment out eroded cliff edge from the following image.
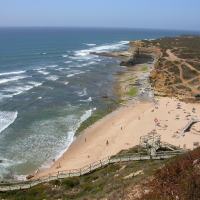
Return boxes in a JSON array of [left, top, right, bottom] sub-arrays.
[[94, 36, 200, 102], [136, 36, 200, 102]]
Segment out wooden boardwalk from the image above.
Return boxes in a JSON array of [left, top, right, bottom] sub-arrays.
[[181, 119, 199, 136], [0, 150, 185, 192]]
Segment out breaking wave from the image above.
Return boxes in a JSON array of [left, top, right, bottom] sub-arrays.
[[54, 108, 96, 161], [1, 82, 43, 99], [37, 70, 50, 75], [46, 75, 59, 81], [66, 71, 85, 78], [0, 111, 18, 134], [0, 75, 28, 85], [0, 71, 26, 76], [73, 40, 129, 60], [84, 43, 96, 47]]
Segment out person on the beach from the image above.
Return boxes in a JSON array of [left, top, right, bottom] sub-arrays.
[[121, 126, 123, 131], [85, 137, 87, 143], [106, 140, 109, 146], [57, 162, 61, 169]]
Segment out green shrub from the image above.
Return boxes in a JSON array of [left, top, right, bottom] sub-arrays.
[[127, 87, 138, 97], [62, 177, 80, 189]]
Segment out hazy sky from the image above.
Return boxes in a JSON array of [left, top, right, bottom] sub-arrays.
[[0, 0, 200, 30]]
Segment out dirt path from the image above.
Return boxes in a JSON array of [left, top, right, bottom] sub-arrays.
[[165, 49, 200, 94]]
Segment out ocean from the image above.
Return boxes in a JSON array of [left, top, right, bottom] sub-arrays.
[[0, 27, 198, 180]]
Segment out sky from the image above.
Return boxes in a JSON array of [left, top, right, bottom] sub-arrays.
[[0, 0, 200, 30]]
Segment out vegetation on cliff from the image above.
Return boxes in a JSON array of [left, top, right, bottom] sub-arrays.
[[1, 147, 200, 200], [0, 147, 166, 200], [140, 36, 200, 102], [137, 147, 200, 200]]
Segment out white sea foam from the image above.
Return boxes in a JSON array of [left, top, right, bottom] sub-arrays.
[[66, 71, 85, 78], [1, 82, 42, 99], [85, 43, 96, 47], [0, 111, 18, 134], [0, 158, 23, 168], [37, 65, 58, 70], [90, 40, 129, 52], [62, 55, 68, 58], [80, 108, 95, 123], [80, 61, 97, 67], [80, 97, 92, 102], [66, 74, 74, 78], [28, 81, 43, 87], [15, 175, 27, 181], [6, 86, 32, 96], [0, 70, 26, 76], [55, 67, 65, 71], [46, 75, 59, 81], [54, 108, 96, 161], [64, 61, 72, 64], [0, 75, 28, 84], [37, 70, 50, 75], [77, 88, 87, 97], [74, 40, 129, 60], [64, 81, 69, 85], [0, 157, 24, 180]]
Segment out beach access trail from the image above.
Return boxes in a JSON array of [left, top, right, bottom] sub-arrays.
[[34, 97, 200, 179]]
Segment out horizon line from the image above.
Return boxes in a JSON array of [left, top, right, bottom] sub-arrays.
[[0, 26, 200, 32]]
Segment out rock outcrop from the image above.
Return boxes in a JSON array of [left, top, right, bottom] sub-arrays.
[[92, 36, 200, 102]]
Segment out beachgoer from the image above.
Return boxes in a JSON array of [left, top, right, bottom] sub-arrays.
[[106, 140, 109, 146], [57, 162, 61, 169]]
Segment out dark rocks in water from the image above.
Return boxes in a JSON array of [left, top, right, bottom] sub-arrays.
[[0, 160, 3, 163], [91, 44, 154, 68], [91, 51, 132, 59], [102, 95, 109, 99], [91, 52, 112, 57], [120, 54, 153, 67], [26, 174, 34, 180]]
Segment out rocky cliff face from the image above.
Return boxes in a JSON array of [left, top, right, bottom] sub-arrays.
[[120, 41, 161, 66], [92, 36, 200, 102]]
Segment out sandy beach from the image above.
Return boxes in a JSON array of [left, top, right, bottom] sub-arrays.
[[34, 96, 200, 179], [33, 48, 200, 180]]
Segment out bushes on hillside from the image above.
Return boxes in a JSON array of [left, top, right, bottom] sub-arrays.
[[139, 147, 200, 200]]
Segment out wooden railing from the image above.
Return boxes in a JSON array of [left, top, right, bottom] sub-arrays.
[[180, 119, 199, 136], [0, 150, 185, 192]]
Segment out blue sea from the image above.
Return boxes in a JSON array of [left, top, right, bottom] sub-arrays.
[[0, 27, 199, 180]]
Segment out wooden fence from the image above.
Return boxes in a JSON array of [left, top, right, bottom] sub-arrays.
[[0, 150, 185, 192]]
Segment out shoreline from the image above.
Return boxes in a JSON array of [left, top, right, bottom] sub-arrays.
[[32, 38, 200, 180], [33, 94, 200, 179], [31, 44, 155, 179], [33, 99, 152, 179]]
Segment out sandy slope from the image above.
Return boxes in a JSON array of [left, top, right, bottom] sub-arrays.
[[34, 97, 200, 179]]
